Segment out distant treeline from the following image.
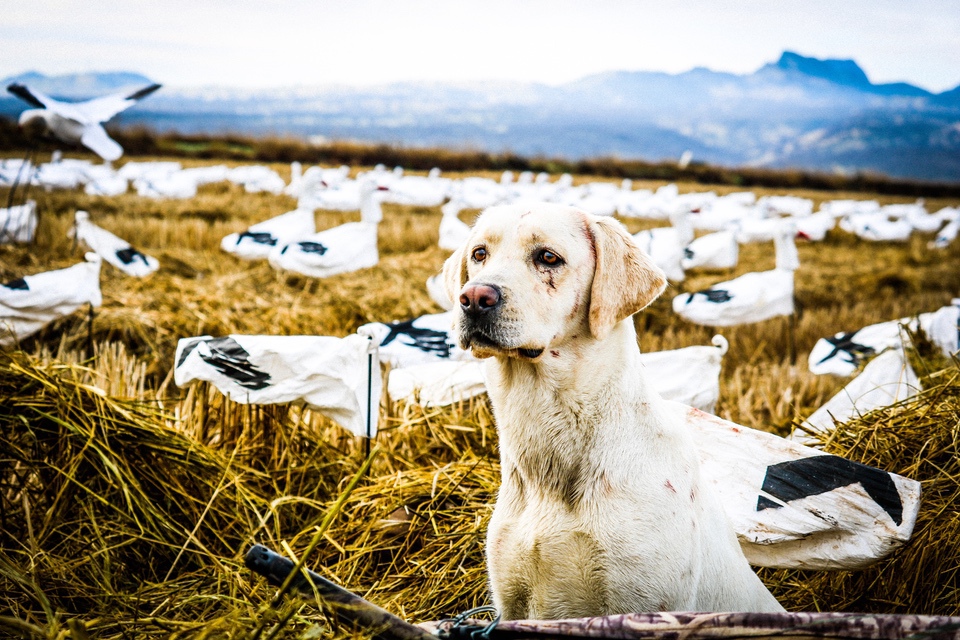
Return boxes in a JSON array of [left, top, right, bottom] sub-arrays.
[[2, 117, 958, 197]]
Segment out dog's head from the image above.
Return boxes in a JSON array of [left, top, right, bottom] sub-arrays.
[[442, 203, 666, 360]]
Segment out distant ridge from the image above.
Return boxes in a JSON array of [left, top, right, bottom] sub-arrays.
[[773, 51, 873, 88], [1, 54, 959, 181]]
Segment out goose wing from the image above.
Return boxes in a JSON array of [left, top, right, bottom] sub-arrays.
[[80, 125, 124, 161], [73, 83, 162, 123]]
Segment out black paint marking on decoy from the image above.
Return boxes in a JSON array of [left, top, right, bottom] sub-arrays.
[[296, 241, 328, 255], [176, 336, 272, 390], [237, 231, 277, 246], [380, 319, 454, 358], [1, 277, 28, 291], [815, 330, 876, 367], [756, 455, 903, 525], [116, 247, 150, 265], [686, 288, 733, 304]]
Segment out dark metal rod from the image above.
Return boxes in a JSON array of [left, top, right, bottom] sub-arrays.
[[244, 543, 438, 640]]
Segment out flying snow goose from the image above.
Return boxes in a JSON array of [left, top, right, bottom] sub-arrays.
[[0, 253, 102, 346], [8, 82, 161, 161], [221, 208, 316, 260], [673, 221, 799, 326], [269, 180, 385, 278], [72, 211, 159, 277]]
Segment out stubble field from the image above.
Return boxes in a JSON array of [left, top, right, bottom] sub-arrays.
[[2, 154, 959, 638]]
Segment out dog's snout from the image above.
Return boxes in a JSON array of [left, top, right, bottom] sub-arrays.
[[459, 283, 502, 316]]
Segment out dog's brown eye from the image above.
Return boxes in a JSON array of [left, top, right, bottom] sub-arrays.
[[536, 249, 562, 266], [472, 247, 487, 262]]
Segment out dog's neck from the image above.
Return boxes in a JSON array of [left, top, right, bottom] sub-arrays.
[[487, 318, 646, 400], [484, 318, 673, 510]]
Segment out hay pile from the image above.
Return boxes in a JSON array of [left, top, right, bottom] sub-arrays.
[[3, 160, 960, 637], [2, 345, 959, 638], [761, 362, 960, 614]]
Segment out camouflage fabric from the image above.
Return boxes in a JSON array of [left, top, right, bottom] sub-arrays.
[[429, 611, 960, 640]]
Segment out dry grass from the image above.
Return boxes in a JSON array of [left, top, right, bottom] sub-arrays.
[[1, 152, 959, 638]]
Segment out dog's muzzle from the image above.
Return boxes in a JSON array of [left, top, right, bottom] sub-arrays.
[[458, 283, 504, 348]]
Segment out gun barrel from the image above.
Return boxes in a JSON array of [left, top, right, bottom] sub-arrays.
[[245, 544, 438, 640]]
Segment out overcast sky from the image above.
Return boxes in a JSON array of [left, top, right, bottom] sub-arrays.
[[3, 0, 959, 92]]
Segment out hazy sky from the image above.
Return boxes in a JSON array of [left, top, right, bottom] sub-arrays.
[[3, 0, 960, 92]]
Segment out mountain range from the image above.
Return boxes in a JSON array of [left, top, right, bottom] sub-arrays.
[[2, 52, 959, 182]]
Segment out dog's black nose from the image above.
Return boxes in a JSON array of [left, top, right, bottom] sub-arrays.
[[459, 283, 502, 316]]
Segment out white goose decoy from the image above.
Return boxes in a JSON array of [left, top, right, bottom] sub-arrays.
[[673, 221, 799, 326], [426, 272, 453, 310], [357, 310, 474, 368], [221, 208, 316, 260], [633, 209, 694, 282], [0, 200, 38, 244], [174, 333, 381, 438], [681, 230, 739, 270], [269, 180, 384, 278], [841, 210, 913, 242], [72, 211, 159, 277], [930, 208, 960, 249], [808, 300, 960, 376], [0, 253, 102, 346], [793, 346, 920, 446], [83, 163, 128, 196], [438, 200, 471, 252], [385, 168, 450, 207], [8, 82, 161, 161]]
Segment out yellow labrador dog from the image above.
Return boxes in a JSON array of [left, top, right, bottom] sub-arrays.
[[442, 203, 783, 619]]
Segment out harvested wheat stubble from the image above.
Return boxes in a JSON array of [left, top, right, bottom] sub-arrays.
[[2, 158, 960, 638], [2, 347, 960, 639]]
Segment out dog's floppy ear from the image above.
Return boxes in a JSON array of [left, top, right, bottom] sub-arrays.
[[442, 243, 469, 305], [588, 216, 667, 340]]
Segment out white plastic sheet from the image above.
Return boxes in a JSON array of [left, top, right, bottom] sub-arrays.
[[0, 253, 102, 346], [681, 230, 739, 270], [174, 333, 381, 438], [388, 360, 487, 407], [426, 273, 453, 311], [387, 335, 728, 413], [638, 335, 728, 413], [673, 402, 921, 569], [673, 269, 794, 327], [358, 311, 475, 368], [633, 212, 693, 282], [809, 301, 960, 376], [268, 222, 379, 278], [0, 200, 38, 243], [221, 208, 316, 260], [673, 225, 797, 327], [438, 201, 470, 252], [793, 347, 920, 446], [72, 211, 159, 277]]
